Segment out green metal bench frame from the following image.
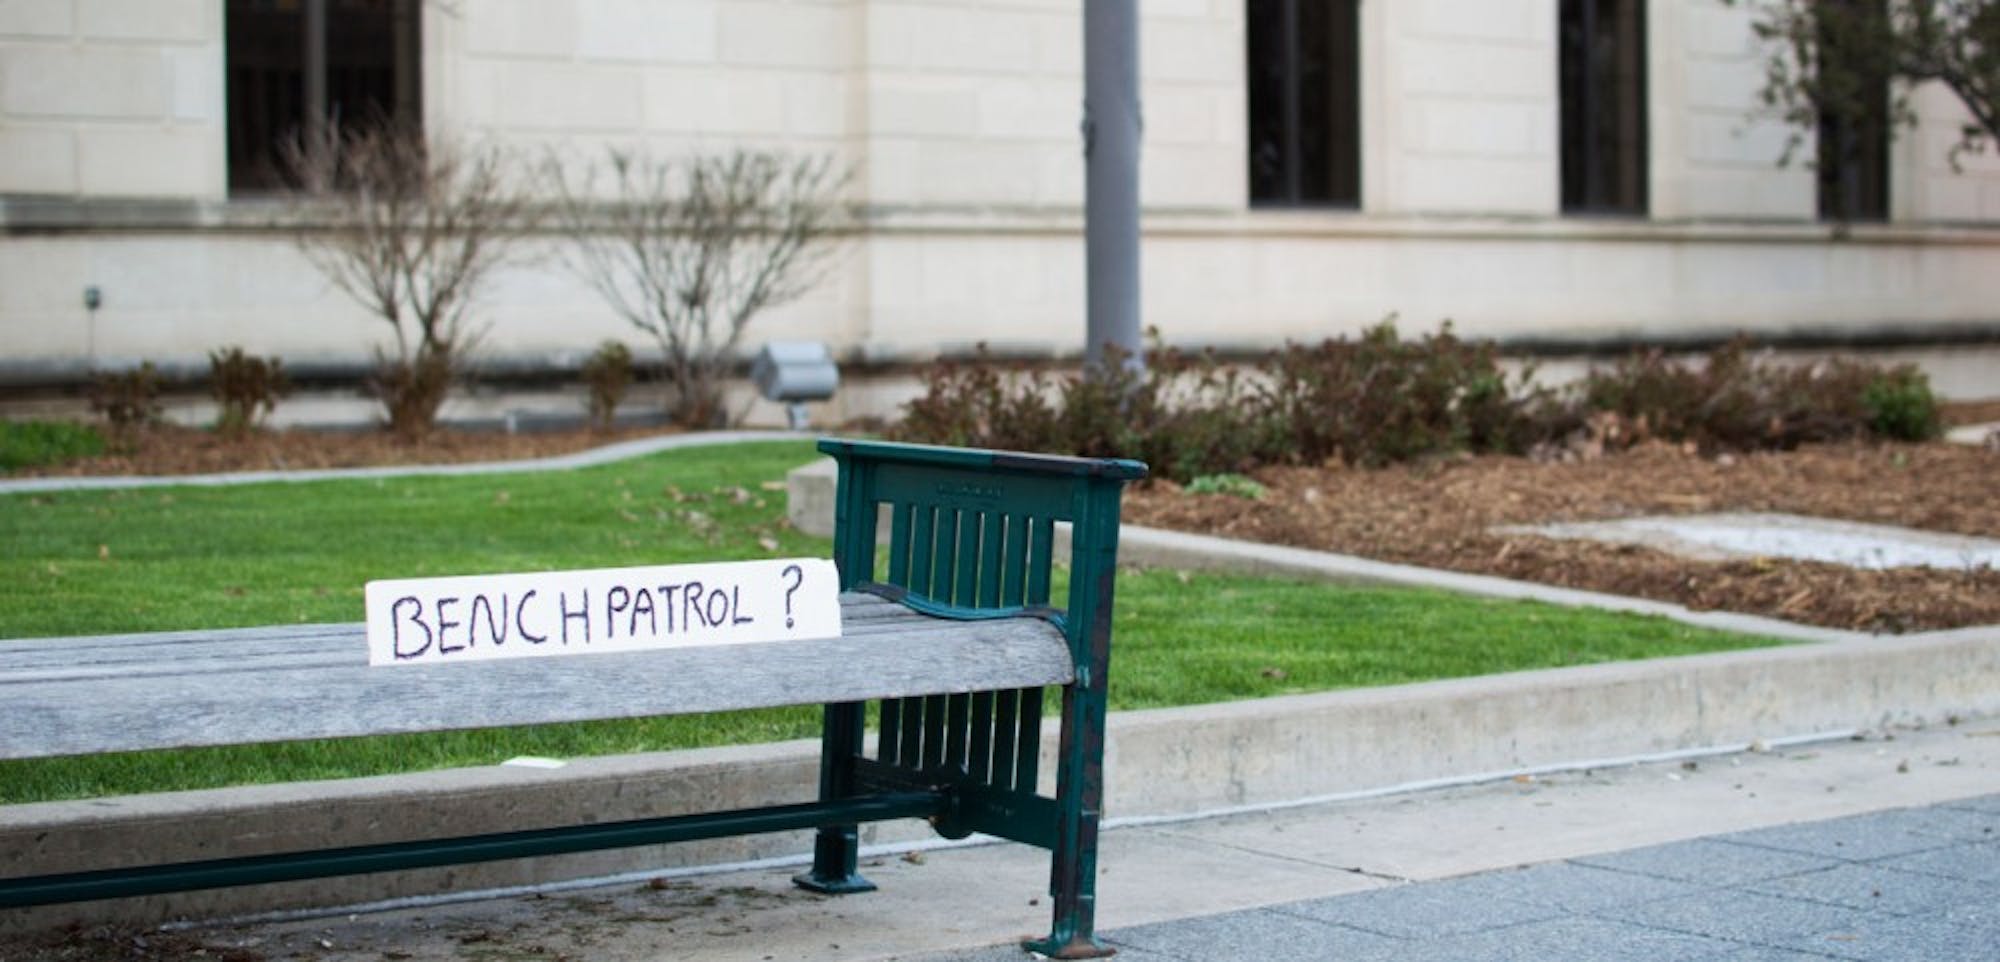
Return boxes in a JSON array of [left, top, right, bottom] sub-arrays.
[[801, 439, 1146, 959], [0, 440, 1146, 958]]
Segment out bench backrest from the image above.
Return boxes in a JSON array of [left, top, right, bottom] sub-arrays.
[[815, 439, 1147, 668]]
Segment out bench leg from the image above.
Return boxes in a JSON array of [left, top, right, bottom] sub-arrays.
[[1024, 686, 1114, 959], [793, 701, 877, 894]]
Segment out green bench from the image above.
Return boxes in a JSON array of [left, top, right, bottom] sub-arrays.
[[0, 439, 1146, 959]]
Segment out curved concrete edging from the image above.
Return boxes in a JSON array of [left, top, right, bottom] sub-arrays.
[[0, 430, 814, 495], [1113, 525, 1867, 644]]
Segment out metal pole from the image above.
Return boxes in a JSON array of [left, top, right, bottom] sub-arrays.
[[1083, 0, 1143, 373]]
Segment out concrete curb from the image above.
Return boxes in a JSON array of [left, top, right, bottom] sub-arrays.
[[1944, 420, 1998, 446], [7, 623, 1996, 929], [1113, 525, 1869, 644], [0, 430, 813, 495]]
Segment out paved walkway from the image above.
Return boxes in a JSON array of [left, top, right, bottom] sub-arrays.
[[91, 715, 1996, 962], [921, 795, 2000, 962]]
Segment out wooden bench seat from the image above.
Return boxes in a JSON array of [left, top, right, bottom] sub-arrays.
[[0, 593, 1072, 759]]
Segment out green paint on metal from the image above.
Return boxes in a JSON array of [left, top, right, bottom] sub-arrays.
[[805, 437, 1145, 951], [1, 793, 942, 910]]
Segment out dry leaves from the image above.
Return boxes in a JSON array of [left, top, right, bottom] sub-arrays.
[[1128, 440, 1999, 633]]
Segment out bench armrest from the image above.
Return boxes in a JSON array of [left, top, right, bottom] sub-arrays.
[[855, 580, 1066, 628]]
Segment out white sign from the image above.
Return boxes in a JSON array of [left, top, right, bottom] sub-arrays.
[[364, 558, 841, 667]]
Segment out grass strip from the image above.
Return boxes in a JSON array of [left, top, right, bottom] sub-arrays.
[[0, 420, 105, 472], [0, 440, 1782, 802]]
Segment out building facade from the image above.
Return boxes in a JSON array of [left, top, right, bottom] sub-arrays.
[[3, 0, 1998, 384]]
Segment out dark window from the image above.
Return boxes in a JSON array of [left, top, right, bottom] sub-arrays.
[[1246, 0, 1361, 208], [1816, 0, 1891, 221], [226, 0, 421, 193], [1560, 0, 1648, 214]]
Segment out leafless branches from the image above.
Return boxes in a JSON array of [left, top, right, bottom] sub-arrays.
[[285, 122, 532, 436], [545, 148, 850, 428]]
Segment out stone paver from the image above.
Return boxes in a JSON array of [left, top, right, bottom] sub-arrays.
[[1875, 840, 2000, 883], [1775, 913, 2000, 962], [1744, 862, 1994, 916], [902, 795, 2000, 962], [1572, 838, 1842, 886], [1718, 811, 1964, 861], [1272, 879, 1565, 939]]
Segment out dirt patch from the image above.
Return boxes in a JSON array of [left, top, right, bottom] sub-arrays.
[[0, 923, 266, 962], [1942, 398, 2000, 426], [1127, 439, 1999, 634]]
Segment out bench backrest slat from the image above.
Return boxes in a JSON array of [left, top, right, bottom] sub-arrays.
[[818, 439, 1143, 633]]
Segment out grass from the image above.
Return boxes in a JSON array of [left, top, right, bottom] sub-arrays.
[[0, 439, 1784, 803], [1, 442, 822, 637], [0, 419, 105, 472]]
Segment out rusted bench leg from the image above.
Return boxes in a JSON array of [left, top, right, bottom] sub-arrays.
[[1026, 684, 1114, 959], [794, 700, 876, 894]]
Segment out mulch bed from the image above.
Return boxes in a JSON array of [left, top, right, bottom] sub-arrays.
[[1126, 439, 1999, 634], [12, 410, 2000, 634]]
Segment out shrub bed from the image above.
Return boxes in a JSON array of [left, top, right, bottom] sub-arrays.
[[891, 323, 1941, 482]]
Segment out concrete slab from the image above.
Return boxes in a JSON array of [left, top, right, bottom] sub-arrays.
[[1743, 862, 1997, 916], [1501, 513, 2000, 571], [1601, 889, 1865, 944], [1135, 715, 2000, 886], [1718, 812, 1965, 861], [1108, 908, 1404, 961], [1773, 913, 2000, 962], [1273, 881, 1566, 939], [90, 716, 1998, 962], [1369, 915, 1731, 962], [1874, 841, 2000, 884], [1575, 839, 1843, 886], [1374, 861, 1703, 914], [1943, 421, 1998, 446]]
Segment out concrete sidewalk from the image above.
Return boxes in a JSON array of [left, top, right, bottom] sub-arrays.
[[921, 798, 2000, 962], [91, 714, 1997, 962]]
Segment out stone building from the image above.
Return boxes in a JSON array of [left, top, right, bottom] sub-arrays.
[[3, 0, 1997, 390]]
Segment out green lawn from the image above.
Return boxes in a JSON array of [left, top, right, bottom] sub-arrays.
[[0, 439, 1785, 802]]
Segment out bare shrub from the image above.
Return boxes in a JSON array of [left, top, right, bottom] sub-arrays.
[[892, 325, 1939, 481], [285, 122, 531, 438], [88, 363, 163, 436], [207, 346, 290, 436], [580, 339, 635, 432], [546, 148, 850, 428]]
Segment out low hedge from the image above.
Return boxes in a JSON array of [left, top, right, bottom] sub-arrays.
[[892, 323, 1941, 482]]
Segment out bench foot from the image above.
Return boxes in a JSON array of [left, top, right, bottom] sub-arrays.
[[791, 868, 877, 895], [1022, 934, 1115, 959], [794, 821, 876, 894]]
